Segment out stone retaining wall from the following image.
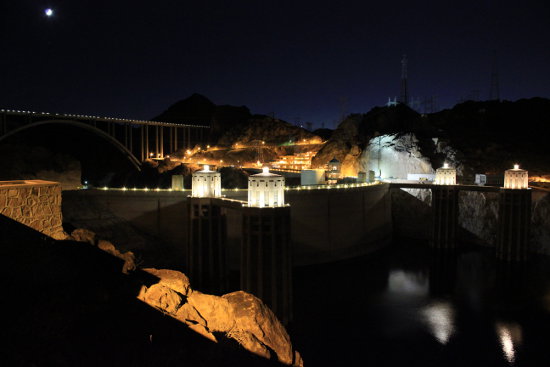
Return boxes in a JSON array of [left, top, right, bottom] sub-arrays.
[[0, 180, 65, 240]]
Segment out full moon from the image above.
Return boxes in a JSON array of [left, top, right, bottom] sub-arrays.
[[44, 8, 53, 17]]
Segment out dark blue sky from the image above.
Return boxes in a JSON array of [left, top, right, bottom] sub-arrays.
[[1, 1, 549, 128]]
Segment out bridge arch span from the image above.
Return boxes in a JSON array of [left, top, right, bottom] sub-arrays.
[[0, 119, 141, 171]]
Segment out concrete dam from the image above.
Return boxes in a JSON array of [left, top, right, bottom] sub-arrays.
[[62, 183, 393, 268]]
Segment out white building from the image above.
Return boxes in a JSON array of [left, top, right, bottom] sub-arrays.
[[435, 163, 457, 185], [504, 164, 528, 189], [301, 169, 325, 185], [248, 167, 285, 207], [191, 165, 221, 198]]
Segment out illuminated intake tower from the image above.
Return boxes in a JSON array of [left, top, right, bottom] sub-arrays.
[[242, 167, 292, 323], [497, 165, 531, 261], [188, 165, 226, 292]]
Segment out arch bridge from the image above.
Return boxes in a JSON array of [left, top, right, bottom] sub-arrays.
[[0, 109, 209, 170]]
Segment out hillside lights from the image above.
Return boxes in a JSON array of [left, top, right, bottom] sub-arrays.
[[504, 164, 528, 189]]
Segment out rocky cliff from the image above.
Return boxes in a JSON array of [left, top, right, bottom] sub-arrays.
[[311, 105, 440, 176], [391, 187, 550, 255]]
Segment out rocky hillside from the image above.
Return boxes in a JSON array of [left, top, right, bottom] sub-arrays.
[[0, 144, 82, 190], [1, 214, 301, 366], [154, 94, 321, 148], [153, 94, 250, 144], [217, 116, 320, 147], [313, 98, 550, 178], [312, 105, 439, 176]]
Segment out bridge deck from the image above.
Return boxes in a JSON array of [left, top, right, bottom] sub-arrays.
[[0, 109, 209, 128]]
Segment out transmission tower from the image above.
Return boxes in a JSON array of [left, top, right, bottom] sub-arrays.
[[489, 50, 500, 101], [399, 54, 409, 106]]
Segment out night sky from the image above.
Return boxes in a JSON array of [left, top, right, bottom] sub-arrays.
[[1, 1, 549, 128]]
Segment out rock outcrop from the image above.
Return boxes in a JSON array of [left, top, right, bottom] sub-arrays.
[[312, 106, 439, 177], [68, 228, 303, 366], [138, 268, 303, 366], [70, 228, 137, 274]]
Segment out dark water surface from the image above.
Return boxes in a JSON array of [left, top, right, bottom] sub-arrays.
[[290, 243, 550, 366]]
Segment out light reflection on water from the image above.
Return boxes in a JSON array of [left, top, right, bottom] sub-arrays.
[[387, 269, 429, 297], [293, 244, 550, 367], [496, 322, 523, 365], [421, 301, 455, 344]]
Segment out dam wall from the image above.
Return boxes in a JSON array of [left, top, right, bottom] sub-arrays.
[[62, 183, 392, 266]]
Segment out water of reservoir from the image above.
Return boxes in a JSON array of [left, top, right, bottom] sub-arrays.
[[290, 242, 550, 366]]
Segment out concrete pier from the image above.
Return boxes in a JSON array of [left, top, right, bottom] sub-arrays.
[[430, 186, 458, 249], [241, 206, 292, 324], [496, 189, 531, 261], [187, 197, 227, 293]]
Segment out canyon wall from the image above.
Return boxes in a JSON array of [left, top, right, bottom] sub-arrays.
[[391, 187, 550, 254]]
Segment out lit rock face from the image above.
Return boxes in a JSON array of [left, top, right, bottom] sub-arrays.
[[0, 180, 66, 240], [138, 268, 303, 366], [359, 134, 433, 179]]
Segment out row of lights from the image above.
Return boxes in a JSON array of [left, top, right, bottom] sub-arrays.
[[0, 109, 208, 128], [95, 180, 380, 193]]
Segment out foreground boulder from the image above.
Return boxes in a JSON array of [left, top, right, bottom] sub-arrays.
[[139, 268, 303, 366]]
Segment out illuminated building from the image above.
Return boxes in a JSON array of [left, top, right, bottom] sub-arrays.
[[191, 165, 221, 198], [504, 164, 528, 189], [248, 167, 285, 207], [435, 163, 456, 185], [300, 169, 325, 185], [271, 152, 314, 171], [326, 157, 341, 184]]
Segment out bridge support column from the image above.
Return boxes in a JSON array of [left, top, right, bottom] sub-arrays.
[[140, 126, 144, 161], [145, 125, 150, 160], [187, 197, 227, 293], [169, 127, 173, 154], [129, 125, 133, 152], [160, 126, 164, 157], [155, 126, 159, 158], [241, 206, 292, 324], [174, 127, 178, 152], [430, 186, 458, 250], [496, 189, 531, 261]]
